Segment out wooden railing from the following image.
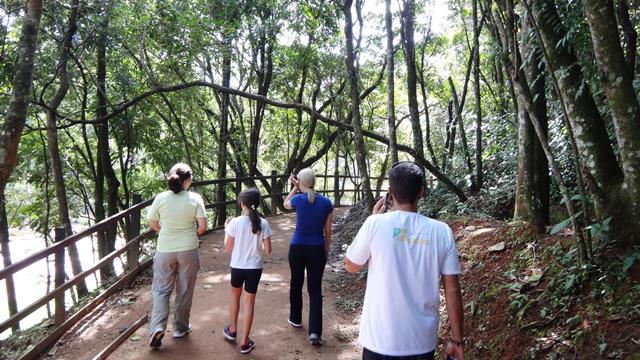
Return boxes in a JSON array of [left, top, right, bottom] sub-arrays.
[[0, 172, 385, 359]]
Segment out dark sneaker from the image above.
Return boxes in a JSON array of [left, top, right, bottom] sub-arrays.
[[223, 325, 237, 341], [309, 333, 322, 346], [287, 318, 302, 328], [149, 329, 164, 348], [173, 324, 192, 338], [240, 339, 255, 354]]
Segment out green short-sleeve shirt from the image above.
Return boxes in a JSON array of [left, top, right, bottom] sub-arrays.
[[148, 190, 207, 253]]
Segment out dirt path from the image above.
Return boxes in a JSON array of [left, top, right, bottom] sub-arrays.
[[47, 209, 361, 360]]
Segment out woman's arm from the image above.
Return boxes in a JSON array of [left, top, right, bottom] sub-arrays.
[[283, 176, 299, 210], [324, 212, 333, 254], [262, 236, 272, 255], [196, 217, 207, 236], [150, 219, 160, 232], [224, 235, 235, 253]]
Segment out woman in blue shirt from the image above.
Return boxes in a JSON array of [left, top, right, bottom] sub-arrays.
[[284, 168, 333, 345]]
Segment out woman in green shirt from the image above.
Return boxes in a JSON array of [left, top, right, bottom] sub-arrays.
[[148, 163, 207, 348]]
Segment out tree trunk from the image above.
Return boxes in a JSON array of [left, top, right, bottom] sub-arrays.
[[493, 0, 588, 260], [448, 77, 475, 187], [45, 0, 88, 296], [513, 96, 545, 233], [0, 0, 43, 327], [529, 0, 622, 199], [95, 1, 119, 280], [344, 0, 375, 210], [217, 35, 231, 226], [401, 0, 425, 160], [385, 0, 399, 164], [615, 0, 637, 72], [518, 17, 550, 226], [473, 0, 483, 190], [582, 0, 640, 215]]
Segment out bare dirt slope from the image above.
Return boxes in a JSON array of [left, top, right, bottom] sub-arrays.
[[46, 208, 362, 360]]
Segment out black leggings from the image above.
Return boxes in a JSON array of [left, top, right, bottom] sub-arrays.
[[288, 244, 326, 336]]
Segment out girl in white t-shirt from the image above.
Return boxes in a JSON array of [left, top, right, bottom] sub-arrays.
[[223, 188, 273, 354]]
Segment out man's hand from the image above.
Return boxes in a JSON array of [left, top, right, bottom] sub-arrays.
[[372, 195, 387, 214], [444, 339, 464, 359]]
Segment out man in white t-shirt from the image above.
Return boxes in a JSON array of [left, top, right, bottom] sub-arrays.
[[345, 161, 464, 360]]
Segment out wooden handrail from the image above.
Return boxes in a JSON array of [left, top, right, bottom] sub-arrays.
[[0, 230, 153, 333], [0, 199, 153, 281]]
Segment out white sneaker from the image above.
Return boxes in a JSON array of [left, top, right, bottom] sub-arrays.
[[172, 324, 192, 338], [287, 318, 302, 328]]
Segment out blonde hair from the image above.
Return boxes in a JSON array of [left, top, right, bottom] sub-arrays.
[[297, 168, 316, 204]]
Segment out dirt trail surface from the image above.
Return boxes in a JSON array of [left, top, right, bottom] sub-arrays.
[[46, 208, 362, 360]]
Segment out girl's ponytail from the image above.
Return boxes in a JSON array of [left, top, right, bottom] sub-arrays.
[[239, 188, 262, 234]]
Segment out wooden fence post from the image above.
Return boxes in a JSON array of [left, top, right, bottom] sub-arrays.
[[127, 193, 142, 271], [54, 227, 66, 326], [235, 177, 242, 216], [270, 170, 277, 216], [334, 172, 340, 207], [217, 181, 226, 226]]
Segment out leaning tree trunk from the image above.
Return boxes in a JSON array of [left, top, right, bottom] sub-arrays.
[[448, 77, 475, 187], [385, 0, 399, 164], [529, 0, 623, 206], [0, 0, 43, 328], [582, 0, 640, 239], [344, 0, 375, 210], [45, 0, 88, 296]]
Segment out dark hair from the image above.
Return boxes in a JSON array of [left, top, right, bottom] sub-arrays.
[[239, 188, 262, 234], [389, 161, 425, 204], [167, 163, 193, 194]]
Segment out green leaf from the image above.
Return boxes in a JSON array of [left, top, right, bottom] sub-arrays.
[[623, 256, 636, 273], [550, 211, 583, 235]]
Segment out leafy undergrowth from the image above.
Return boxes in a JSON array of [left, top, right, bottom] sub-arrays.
[[329, 205, 640, 359]]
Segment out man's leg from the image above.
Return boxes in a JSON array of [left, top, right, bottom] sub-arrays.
[[306, 246, 326, 337], [172, 248, 199, 333], [150, 252, 177, 333], [288, 245, 305, 325]]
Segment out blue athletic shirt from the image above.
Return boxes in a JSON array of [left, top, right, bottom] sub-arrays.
[[290, 193, 334, 246]]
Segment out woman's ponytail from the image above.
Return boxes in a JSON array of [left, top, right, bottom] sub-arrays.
[[296, 168, 316, 204], [167, 163, 193, 194], [239, 188, 262, 234], [305, 188, 315, 204]]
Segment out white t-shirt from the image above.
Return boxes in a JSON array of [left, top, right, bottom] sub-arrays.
[[346, 210, 461, 356], [225, 215, 273, 269]]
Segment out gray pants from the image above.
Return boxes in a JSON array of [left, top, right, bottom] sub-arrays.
[[149, 248, 200, 333]]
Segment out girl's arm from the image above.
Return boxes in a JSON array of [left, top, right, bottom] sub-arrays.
[[262, 236, 272, 255], [224, 235, 235, 253], [196, 217, 207, 236], [324, 212, 333, 254]]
